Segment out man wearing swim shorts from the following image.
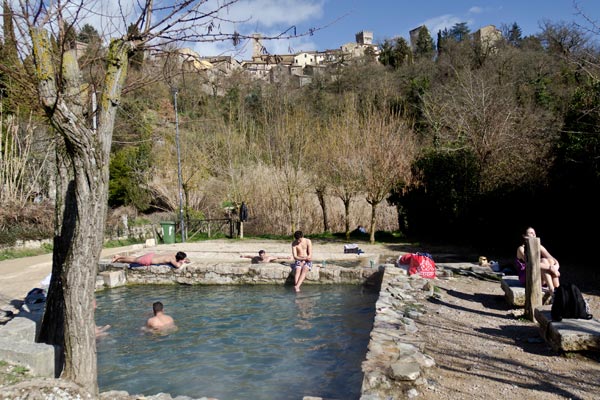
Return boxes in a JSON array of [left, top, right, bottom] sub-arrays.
[[291, 230, 312, 292], [111, 251, 190, 268]]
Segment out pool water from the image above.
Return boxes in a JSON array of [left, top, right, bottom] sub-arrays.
[[95, 284, 378, 400]]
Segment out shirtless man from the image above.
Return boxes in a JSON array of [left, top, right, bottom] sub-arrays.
[[146, 301, 176, 331], [291, 230, 312, 292], [111, 251, 190, 268], [240, 250, 292, 264]]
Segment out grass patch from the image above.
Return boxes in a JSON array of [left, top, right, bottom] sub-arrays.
[[0, 246, 52, 262], [0, 360, 31, 385], [103, 237, 146, 248]]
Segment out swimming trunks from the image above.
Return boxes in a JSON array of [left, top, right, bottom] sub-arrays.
[[293, 260, 312, 271], [137, 253, 155, 266]]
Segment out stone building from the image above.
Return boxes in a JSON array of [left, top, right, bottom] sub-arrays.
[[473, 24, 502, 51]]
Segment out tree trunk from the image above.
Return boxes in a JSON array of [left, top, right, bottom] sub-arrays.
[[369, 201, 378, 244], [316, 187, 329, 232], [32, 28, 130, 394], [343, 197, 351, 239]]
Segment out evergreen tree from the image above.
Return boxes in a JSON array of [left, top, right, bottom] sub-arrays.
[[448, 22, 470, 42], [2, 0, 19, 64], [127, 23, 145, 70], [414, 26, 434, 59], [506, 22, 523, 47], [379, 37, 411, 68], [77, 24, 100, 44]]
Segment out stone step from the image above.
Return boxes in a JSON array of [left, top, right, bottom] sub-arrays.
[[535, 306, 600, 352], [501, 275, 525, 307], [0, 337, 56, 377]]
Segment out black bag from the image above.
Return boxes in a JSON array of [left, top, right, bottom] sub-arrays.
[[551, 283, 593, 321]]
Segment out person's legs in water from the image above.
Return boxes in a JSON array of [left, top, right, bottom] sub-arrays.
[[294, 263, 309, 292]]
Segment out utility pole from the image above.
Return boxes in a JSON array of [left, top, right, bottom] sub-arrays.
[[172, 87, 185, 242]]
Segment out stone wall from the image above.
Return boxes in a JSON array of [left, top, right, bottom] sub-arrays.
[[97, 261, 380, 288]]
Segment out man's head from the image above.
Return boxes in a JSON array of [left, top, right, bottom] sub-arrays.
[[258, 250, 266, 257], [175, 252, 187, 261], [152, 301, 164, 315], [293, 231, 303, 240]]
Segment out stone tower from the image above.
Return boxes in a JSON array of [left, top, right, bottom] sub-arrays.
[[252, 33, 263, 58], [355, 31, 373, 45]]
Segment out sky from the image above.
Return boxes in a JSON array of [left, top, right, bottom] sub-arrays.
[[188, 0, 600, 59], [5, 1, 600, 60]]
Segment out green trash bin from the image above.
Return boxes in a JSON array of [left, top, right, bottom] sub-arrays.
[[160, 221, 176, 244]]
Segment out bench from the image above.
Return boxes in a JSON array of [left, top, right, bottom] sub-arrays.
[[500, 275, 525, 307], [535, 306, 600, 352]]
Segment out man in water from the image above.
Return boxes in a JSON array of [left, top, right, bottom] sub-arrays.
[[240, 250, 292, 264], [93, 298, 111, 338], [291, 230, 313, 293], [111, 251, 190, 268], [146, 301, 176, 331]]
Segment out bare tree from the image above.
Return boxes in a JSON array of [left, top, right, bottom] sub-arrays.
[[357, 109, 416, 243], [324, 101, 364, 238], [422, 67, 558, 192], [261, 96, 315, 233], [7, 0, 317, 393], [0, 111, 52, 205]]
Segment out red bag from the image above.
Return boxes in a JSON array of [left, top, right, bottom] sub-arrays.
[[399, 253, 436, 279]]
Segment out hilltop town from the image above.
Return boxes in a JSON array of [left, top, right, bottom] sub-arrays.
[[103, 24, 502, 91]]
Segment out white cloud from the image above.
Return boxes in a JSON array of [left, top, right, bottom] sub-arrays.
[[421, 15, 463, 35], [190, 0, 326, 59], [223, 0, 325, 28], [468, 6, 483, 14], [4, 0, 325, 60]]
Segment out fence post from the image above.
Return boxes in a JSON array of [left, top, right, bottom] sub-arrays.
[[524, 237, 542, 321]]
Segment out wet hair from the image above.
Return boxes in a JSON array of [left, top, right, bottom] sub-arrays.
[[293, 230, 303, 240], [175, 251, 187, 261], [258, 250, 266, 255], [152, 301, 164, 314]]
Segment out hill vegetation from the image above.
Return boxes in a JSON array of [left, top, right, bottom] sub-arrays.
[[1, 17, 599, 258]]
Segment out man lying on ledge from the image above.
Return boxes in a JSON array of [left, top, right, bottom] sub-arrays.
[[111, 251, 190, 269]]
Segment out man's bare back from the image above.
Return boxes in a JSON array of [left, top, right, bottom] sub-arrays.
[[147, 313, 175, 330], [146, 301, 176, 332]]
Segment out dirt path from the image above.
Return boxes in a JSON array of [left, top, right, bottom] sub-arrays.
[[416, 273, 600, 400]]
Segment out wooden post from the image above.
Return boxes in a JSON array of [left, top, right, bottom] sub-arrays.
[[524, 237, 542, 321], [239, 221, 244, 239]]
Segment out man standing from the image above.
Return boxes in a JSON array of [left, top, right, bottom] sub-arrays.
[[291, 230, 312, 292], [146, 301, 176, 332]]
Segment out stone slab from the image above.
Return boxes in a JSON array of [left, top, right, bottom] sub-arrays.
[[99, 270, 127, 288], [0, 337, 56, 377], [0, 316, 39, 342], [501, 275, 525, 307], [535, 306, 600, 352]]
